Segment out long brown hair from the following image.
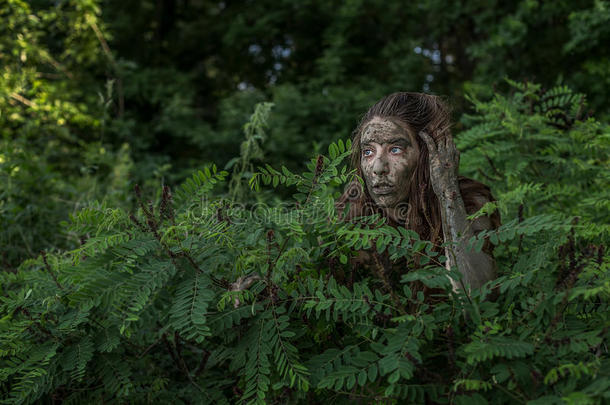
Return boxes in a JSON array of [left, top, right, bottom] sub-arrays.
[[339, 92, 499, 247]]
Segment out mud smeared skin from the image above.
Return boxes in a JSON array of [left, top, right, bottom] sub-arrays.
[[349, 92, 497, 293], [360, 117, 419, 222], [419, 131, 496, 291]]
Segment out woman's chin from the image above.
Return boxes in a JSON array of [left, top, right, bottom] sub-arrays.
[[372, 196, 397, 209]]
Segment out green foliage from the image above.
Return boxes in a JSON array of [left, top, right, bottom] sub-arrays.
[[99, 0, 610, 175], [1, 84, 608, 404], [2, 0, 608, 402], [3, 0, 610, 268], [0, 0, 133, 267], [459, 79, 609, 239], [229, 102, 274, 200]]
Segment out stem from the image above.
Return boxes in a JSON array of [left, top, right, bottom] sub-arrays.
[[88, 18, 124, 116], [41, 251, 64, 291], [162, 333, 204, 393], [372, 253, 406, 314]]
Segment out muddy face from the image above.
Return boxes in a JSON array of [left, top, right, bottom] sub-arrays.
[[360, 117, 420, 210]]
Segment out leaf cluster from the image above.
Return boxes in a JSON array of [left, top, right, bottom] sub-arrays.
[[1, 83, 609, 404]]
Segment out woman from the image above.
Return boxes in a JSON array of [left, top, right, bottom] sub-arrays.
[[338, 92, 500, 291]]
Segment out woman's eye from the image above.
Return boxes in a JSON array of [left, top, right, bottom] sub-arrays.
[[363, 149, 373, 157], [390, 146, 402, 154]]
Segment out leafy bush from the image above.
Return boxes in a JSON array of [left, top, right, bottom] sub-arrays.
[[0, 83, 608, 404], [0, 0, 133, 268]]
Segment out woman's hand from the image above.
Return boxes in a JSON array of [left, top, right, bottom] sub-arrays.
[[418, 130, 460, 200], [418, 130, 496, 291]]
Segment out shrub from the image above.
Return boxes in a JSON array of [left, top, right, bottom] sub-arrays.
[[0, 82, 608, 404]]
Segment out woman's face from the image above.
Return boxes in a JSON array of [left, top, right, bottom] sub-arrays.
[[359, 117, 420, 208]]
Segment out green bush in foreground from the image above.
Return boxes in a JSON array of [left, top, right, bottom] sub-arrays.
[[0, 83, 608, 404]]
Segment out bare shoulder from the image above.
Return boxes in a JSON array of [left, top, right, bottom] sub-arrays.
[[468, 194, 493, 233], [457, 176, 501, 233]]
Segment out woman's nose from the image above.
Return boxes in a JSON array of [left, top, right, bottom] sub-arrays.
[[372, 154, 389, 176]]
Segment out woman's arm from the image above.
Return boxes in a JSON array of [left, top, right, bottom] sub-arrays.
[[419, 131, 496, 291]]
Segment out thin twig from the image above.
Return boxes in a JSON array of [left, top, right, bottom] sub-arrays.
[[41, 251, 64, 290], [194, 350, 211, 378], [39, 49, 74, 79], [10, 92, 37, 108], [372, 253, 406, 314], [88, 17, 124, 116], [484, 154, 502, 177], [138, 336, 163, 358], [162, 333, 204, 393]]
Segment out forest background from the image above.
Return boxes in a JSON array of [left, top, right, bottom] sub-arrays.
[[0, 0, 609, 404], [2, 0, 610, 266]]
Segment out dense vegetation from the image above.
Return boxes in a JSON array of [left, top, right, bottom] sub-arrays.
[[1, 1, 609, 404]]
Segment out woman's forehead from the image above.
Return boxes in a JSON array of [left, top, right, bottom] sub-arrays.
[[361, 117, 410, 143]]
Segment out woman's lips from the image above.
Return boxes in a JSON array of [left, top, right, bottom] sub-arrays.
[[372, 185, 394, 195]]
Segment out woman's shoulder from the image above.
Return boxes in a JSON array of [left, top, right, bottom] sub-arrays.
[[458, 176, 501, 231]]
